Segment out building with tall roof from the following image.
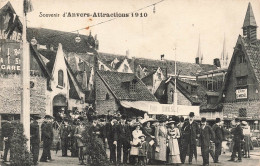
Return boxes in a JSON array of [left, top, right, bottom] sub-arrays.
[[220, 2, 260, 130]]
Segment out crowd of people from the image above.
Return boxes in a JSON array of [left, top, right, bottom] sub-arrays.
[[1, 111, 253, 166]]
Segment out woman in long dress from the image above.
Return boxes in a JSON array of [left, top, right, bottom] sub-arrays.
[[130, 123, 143, 165], [167, 121, 181, 164], [143, 120, 156, 164], [154, 118, 167, 163]]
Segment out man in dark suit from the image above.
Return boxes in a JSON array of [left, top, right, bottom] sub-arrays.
[[2, 116, 14, 162], [200, 117, 215, 166], [212, 118, 224, 163], [40, 115, 54, 162], [30, 115, 41, 165], [181, 112, 200, 164], [59, 118, 71, 157], [105, 116, 118, 165], [228, 118, 244, 162], [116, 115, 132, 165]]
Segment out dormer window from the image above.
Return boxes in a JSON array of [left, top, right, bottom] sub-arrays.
[[58, 70, 64, 87], [100, 65, 105, 71], [130, 79, 137, 92]]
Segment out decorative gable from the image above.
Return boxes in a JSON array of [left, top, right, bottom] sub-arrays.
[[117, 59, 133, 73]]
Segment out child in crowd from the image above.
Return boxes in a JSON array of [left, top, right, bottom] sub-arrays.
[[138, 135, 148, 166]]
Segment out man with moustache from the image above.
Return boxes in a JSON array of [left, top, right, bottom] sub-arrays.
[[228, 118, 244, 162], [40, 115, 54, 162], [59, 118, 71, 157], [200, 117, 215, 166], [116, 115, 132, 165], [105, 116, 118, 165], [181, 112, 200, 164], [30, 115, 41, 165], [212, 118, 224, 163]]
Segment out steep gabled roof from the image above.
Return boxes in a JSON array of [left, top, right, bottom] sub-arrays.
[[218, 35, 260, 103], [154, 77, 201, 105], [97, 70, 157, 101], [27, 27, 96, 53], [241, 37, 260, 83], [30, 45, 52, 78], [243, 2, 257, 27]]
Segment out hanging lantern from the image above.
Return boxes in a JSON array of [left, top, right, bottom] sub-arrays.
[[75, 31, 81, 43], [153, 4, 156, 13], [30, 37, 37, 45]]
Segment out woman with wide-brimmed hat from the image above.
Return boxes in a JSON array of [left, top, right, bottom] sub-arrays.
[[154, 115, 168, 164], [130, 122, 143, 165], [142, 118, 158, 164], [167, 120, 181, 164]]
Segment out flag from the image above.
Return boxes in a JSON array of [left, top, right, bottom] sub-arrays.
[[24, 0, 33, 14]]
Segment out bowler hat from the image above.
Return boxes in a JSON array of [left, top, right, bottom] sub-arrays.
[[216, 118, 221, 123], [31, 114, 41, 120], [189, 112, 195, 117], [235, 118, 240, 122], [201, 117, 207, 123], [44, 115, 54, 119], [78, 116, 84, 121]]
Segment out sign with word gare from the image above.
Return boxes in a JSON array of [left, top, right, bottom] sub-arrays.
[[236, 88, 247, 99], [0, 41, 21, 73]]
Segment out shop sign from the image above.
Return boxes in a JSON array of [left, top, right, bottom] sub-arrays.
[[0, 42, 21, 72], [236, 88, 247, 99]]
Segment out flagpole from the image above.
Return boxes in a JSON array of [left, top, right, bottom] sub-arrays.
[[173, 47, 177, 114], [21, 6, 30, 150]]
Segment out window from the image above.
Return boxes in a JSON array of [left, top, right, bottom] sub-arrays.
[[239, 108, 247, 117], [106, 93, 110, 100], [123, 64, 129, 73], [58, 70, 64, 86], [100, 65, 105, 71], [239, 54, 246, 63], [191, 86, 197, 93], [237, 76, 247, 86], [157, 73, 162, 80], [130, 80, 137, 92]]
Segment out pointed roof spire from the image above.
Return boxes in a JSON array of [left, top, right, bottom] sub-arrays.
[[243, 2, 257, 27], [221, 35, 227, 67], [196, 35, 201, 59]]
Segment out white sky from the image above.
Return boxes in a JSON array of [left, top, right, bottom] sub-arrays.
[[2, 0, 260, 65]]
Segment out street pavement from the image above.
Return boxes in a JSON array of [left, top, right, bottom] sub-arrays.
[[1, 147, 259, 166]]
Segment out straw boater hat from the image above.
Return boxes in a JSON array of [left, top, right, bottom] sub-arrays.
[[242, 121, 248, 125], [141, 118, 158, 124], [138, 134, 146, 139], [166, 121, 175, 125]]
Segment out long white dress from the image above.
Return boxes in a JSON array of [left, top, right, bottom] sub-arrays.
[[168, 127, 181, 164], [130, 129, 143, 155]]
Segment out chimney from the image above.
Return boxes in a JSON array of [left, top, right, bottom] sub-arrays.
[[161, 54, 165, 61], [126, 49, 131, 59], [195, 57, 199, 64], [242, 2, 258, 44], [213, 58, 221, 68]]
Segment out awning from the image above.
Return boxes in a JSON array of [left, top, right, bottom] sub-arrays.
[[120, 101, 200, 116]]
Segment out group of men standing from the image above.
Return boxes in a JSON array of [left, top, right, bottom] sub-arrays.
[[180, 112, 244, 166]]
